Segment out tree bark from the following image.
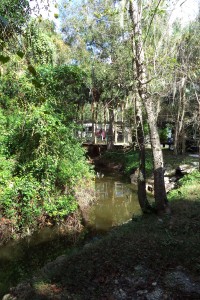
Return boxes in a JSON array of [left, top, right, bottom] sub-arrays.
[[129, 0, 169, 213], [174, 77, 186, 155], [134, 96, 151, 212], [107, 106, 114, 150]]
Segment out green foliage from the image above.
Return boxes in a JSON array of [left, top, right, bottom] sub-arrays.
[[0, 108, 8, 152], [44, 194, 77, 219], [0, 175, 42, 230], [35, 64, 89, 106], [103, 149, 153, 177], [25, 20, 57, 65], [0, 0, 30, 39], [168, 171, 200, 202], [0, 55, 10, 63], [179, 171, 200, 185], [0, 50, 93, 239], [7, 103, 91, 184], [159, 127, 168, 143], [0, 98, 92, 234], [0, 156, 15, 187], [0, 173, 78, 230]]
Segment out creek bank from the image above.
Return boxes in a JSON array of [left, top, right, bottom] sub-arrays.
[[93, 154, 199, 197], [4, 265, 200, 300], [0, 177, 95, 246], [130, 162, 199, 194], [3, 198, 200, 299], [92, 156, 124, 175]]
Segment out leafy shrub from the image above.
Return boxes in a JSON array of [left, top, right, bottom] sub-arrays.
[[0, 156, 15, 186], [7, 103, 92, 184], [168, 171, 200, 201], [0, 63, 93, 238], [44, 194, 78, 220], [104, 149, 153, 177], [0, 175, 42, 232], [178, 171, 200, 185], [0, 102, 93, 234]]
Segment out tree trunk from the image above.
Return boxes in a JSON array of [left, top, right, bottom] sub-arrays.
[[174, 77, 186, 155], [145, 100, 168, 211], [129, 0, 169, 213], [107, 106, 114, 150], [91, 101, 97, 144], [134, 96, 151, 212]]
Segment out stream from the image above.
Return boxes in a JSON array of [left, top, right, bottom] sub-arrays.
[[0, 174, 141, 297]]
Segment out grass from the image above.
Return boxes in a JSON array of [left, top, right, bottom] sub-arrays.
[[103, 148, 199, 178], [4, 150, 200, 299], [8, 190, 200, 299], [169, 171, 200, 201], [103, 148, 153, 177]]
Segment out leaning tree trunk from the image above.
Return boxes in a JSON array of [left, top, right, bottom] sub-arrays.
[[134, 96, 151, 212], [129, 0, 169, 213]]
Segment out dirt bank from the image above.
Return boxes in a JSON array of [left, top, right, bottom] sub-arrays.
[[3, 199, 200, 300]]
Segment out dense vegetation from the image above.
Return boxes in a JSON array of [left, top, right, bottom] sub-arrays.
[[0, 1, 200, 298], [0, 0, 199, 240], [0, 3, 94, 241]]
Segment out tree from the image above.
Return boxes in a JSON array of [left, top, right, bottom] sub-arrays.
[[60, 0, 133, 147], [0, 0, 30, 40], [60, 0, 173, 212], [128, 0, 170, 213]]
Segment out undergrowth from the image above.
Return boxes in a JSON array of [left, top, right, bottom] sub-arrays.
[[103, 148, 153, 177]]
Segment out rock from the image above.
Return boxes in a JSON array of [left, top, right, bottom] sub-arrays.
[[113, 288, 127, 299], [146, 178, 154, 194], [191, 161, 199, 167], [130, 168, 139, 184], [164, 165, 176, 177], [178, 164, 196, 175], [41, 255, 68, 280], [169, 176, 177, 182], [152, 282, 157, 287], [164, 270, 200, 295], [146, 288, 163, 300], [134, 264, 150, 276], [164, 176, 176, 192], [137, 289, 148, 295], [2, 294, 15, 300]]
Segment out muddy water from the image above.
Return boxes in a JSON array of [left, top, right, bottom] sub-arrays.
[[0, 175, 140, 297], [87, 175, 141, 230]]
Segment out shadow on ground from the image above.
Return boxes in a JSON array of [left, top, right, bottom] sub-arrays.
[[3, 200, 200, 300]]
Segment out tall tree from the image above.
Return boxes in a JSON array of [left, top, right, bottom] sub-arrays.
[[128, 0, 170, 213]]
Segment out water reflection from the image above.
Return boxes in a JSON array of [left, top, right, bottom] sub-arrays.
[[88, 176, 141, 230], [0, 175, 141, 296]]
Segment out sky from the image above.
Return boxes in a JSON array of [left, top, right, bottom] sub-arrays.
[[29, 0, 199, 28], [29, 0, 59, 21], [169, 0, 199, 26]]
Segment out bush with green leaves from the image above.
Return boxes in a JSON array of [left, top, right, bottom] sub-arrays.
[[0, 0, 30, 40], [0, 174, 79, 233], [0, 175, 42, 232], [0, 58, 93, 237], [168, 171, 200, 201], [103, 149, 153, 177], [43, 194, 78, 219], [8, 103, 92, 184], [0, 101, 93, 234]]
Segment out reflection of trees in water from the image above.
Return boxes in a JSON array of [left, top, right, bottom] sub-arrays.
[[88, 178, 140, 230]]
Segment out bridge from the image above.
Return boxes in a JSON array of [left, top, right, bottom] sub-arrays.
[[78, 121, 132, 147]]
